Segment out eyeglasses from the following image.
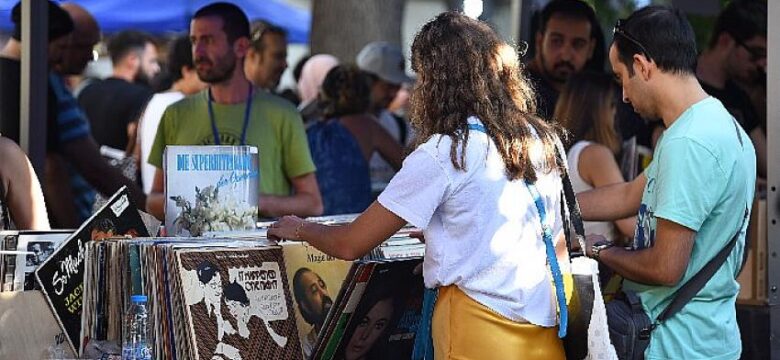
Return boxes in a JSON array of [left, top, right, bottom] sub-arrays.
[[734, 37, 766, 62], [613, 19, 652, 60]]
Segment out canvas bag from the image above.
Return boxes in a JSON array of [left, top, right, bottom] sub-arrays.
[[551, 143, 618, 360]]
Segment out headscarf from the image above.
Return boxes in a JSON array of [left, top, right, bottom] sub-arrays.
[[297, 54, 339, 105]]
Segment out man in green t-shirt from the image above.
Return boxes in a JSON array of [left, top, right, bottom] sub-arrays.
[[578, 6, 755, 360], [146, 3, 322, 220]]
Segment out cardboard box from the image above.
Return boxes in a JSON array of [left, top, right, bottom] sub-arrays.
[[0, 290, 75, 359], [737, 199, 767, 305]]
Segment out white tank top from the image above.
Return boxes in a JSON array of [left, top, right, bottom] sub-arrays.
[[567, 141, 617, 242]]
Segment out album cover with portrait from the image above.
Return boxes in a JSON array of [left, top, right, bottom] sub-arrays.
[[176, 246, 302, 360], [281, 241, 353, 358], [320, 258, 425, 360]]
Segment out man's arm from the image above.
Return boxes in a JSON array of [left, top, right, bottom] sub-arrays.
[[147, 168, 165, 220], [0, 138, 50, 230], [578, 173, 646, 222], [60, 136, 147, 209], [260, 172, 323, 217], [587, 218, 695, 286]]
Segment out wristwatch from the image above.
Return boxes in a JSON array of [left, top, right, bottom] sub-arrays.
[[591, 240, 613, 261]]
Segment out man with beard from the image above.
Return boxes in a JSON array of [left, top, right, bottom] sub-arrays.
[[579, 6, 755, 359], [244, 20, 288, 93], [78, 31, 160, 155], [292, 268, 332, 357], [356, 41, 412, 192], [696, 0, 767, 178], [147, 2, 322, 219], [526, 0, 599, 120]]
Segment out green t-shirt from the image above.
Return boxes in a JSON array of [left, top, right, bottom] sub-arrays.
[[624, 97, 756, 359], [148, 89, 315, 196]]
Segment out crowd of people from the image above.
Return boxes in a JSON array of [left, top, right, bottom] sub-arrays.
[[0, 0, 769, 358]]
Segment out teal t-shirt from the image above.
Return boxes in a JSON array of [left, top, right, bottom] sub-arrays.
[[624, 97, 756, 360]]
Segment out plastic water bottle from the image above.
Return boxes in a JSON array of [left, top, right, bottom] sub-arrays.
[[122, 294, 152, 360]]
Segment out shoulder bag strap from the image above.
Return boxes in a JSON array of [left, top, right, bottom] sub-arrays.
[[654, 206, 749, 325], [553, 139, 586, 257]]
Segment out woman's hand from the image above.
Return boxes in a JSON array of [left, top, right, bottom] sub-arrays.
[[267, 215, 307, 241]]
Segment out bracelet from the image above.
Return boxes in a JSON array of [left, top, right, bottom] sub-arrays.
[[294, 221, 306, 241]]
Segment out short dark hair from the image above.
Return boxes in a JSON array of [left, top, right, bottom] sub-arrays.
[[92, 218, 116, 233], [709, 0, 766, 48], [224, 281, 249, 305], [613, 6, 697, 76], [538, 0, 598, 39], [537, 0, 604, 71], [192, 2, 250, 45], [107, 30, 155, 65], [167, 36, 195, 83], [292, 267, 313, 305], [250, 20, 287, 52], [197, 260, 218, 284]]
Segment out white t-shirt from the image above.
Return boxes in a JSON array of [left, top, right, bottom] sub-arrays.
[[567, 141, 617, 242], [138, 91, 185, 193], [369, 110, 411, 192], [378, 117, 563, 326]]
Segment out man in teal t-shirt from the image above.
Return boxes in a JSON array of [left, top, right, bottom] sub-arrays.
[[578, 6, 756, 359], [146, 3, 323, 220]]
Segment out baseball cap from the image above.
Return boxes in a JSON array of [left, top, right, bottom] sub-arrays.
[[356, 41, 412, 85]]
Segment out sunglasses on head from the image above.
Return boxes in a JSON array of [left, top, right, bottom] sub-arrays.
[[613, 19, 653, 60]]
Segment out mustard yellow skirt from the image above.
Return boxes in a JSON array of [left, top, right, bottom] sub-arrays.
[[432, 285, 565, 360]]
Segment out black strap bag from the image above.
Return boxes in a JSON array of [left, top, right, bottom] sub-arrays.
[[605, 207, 748, 360]]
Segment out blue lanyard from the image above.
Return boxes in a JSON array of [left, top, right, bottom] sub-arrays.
[[207, 85, 253, 145], [472, 121, 568, 336], [525, 181, 568, 338]]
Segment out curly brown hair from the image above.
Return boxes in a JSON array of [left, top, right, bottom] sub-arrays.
[[409, 12, 560, 182], [319, 64, 372, 119]]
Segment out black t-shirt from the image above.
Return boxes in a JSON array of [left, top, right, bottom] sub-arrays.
[[0, 57, 21, 143], [700, 80, 759, 134], [77, 77, 153, 150], [525, 66, 560, 121], [0, 57, 61, 151]]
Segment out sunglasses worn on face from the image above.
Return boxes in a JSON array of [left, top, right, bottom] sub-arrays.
[[613, 19, 652, 61]]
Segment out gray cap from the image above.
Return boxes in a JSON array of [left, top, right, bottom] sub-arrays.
[[356, 41, 412, 85]]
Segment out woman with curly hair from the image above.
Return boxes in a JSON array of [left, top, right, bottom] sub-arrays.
[[270, 12, 566, 358], [307, 64, 403, 215]]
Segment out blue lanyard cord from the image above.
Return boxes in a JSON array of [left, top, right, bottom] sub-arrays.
[[412, 122, 486, 360], [467, 123, 486, 132], [207, 85, 253, 145], [526, 181, 568, 338], [470, 121, 568, 336]]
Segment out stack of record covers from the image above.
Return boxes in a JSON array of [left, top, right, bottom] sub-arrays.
[[312, 257, 426, 360], [0, 230, 71, 292], [34, 187, 149, 356], [82, 238, 304, 360]]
